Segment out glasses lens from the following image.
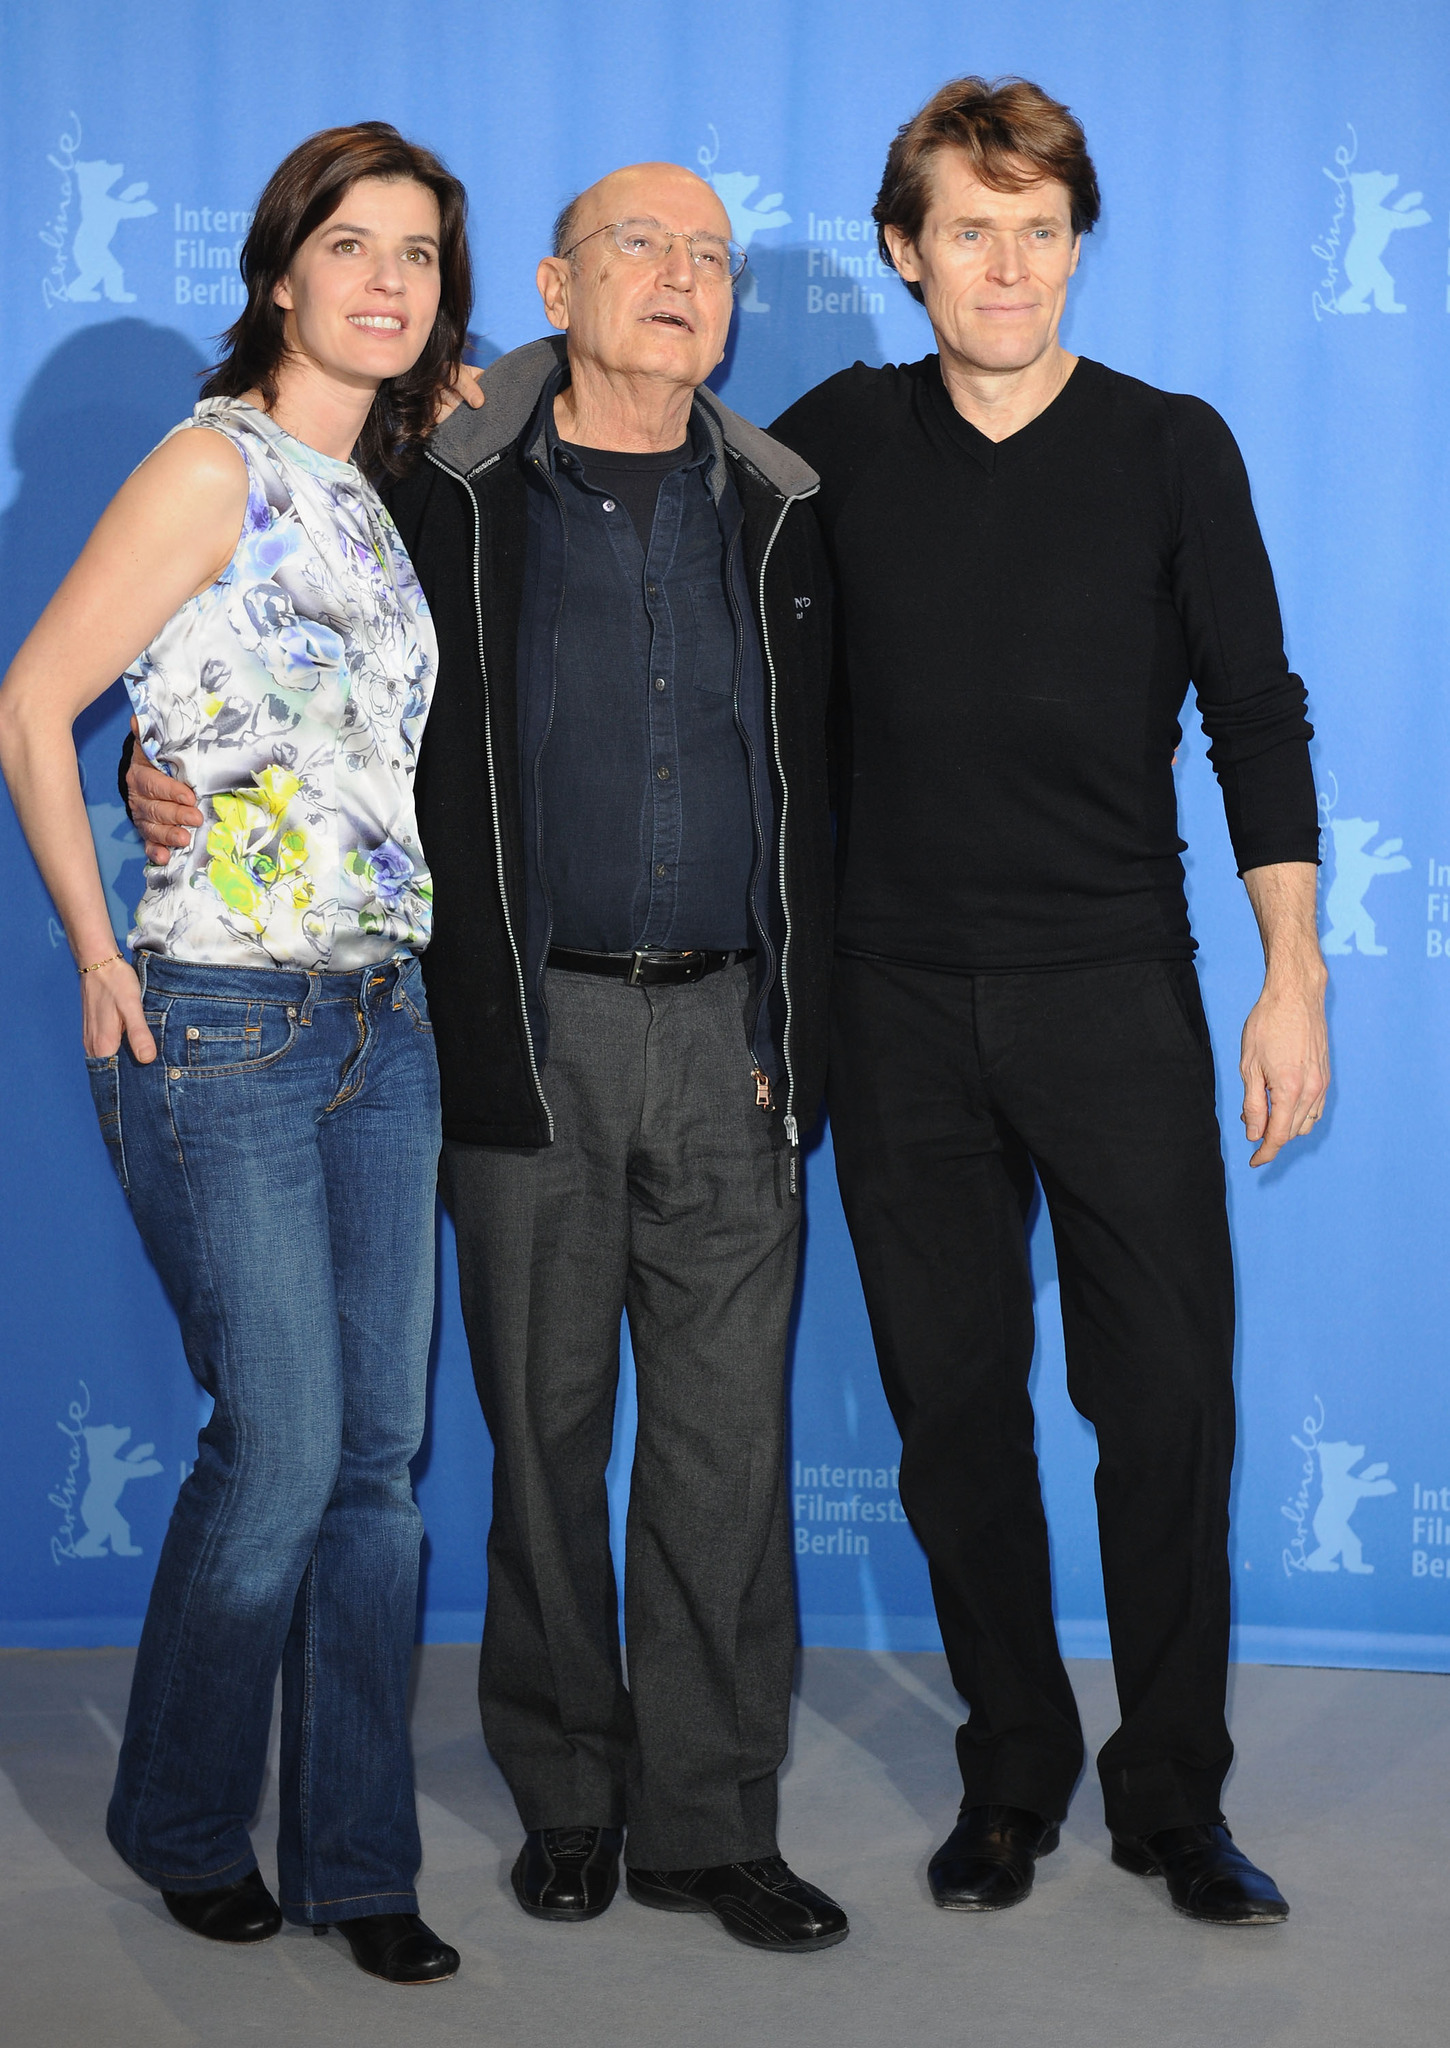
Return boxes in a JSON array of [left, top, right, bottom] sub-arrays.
[[611, 220, 669, 260], [689, 235, 747, 280], [609, 221, 747, 281]]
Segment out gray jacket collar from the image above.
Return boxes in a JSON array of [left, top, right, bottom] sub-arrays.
[[429, 334, 818, 501]]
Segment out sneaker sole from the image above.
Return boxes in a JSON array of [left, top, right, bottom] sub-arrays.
[[931, 1885, 1034, 1912], [510, 1863, 617, 1923]]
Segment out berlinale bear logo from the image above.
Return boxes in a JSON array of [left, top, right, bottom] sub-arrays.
[[73, 1426, 163, 1557], [50, 1384, 165, 1564], [1336, 170, 1429, 314], [698, 126, 790, 314], [1319, 778, 1410, 956], [1303, 1441, 1396, 1574], [66, 156, 157, 303], [1282, 1398, 1396, 1577], [1312, 128, 1430, 321]]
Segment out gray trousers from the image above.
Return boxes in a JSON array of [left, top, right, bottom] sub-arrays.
[[442, 965, 800, 1869]]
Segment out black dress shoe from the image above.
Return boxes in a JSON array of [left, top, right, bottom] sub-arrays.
[[315, 1913, 460, 1982], [161, 1867, 282, 1943], [627, 1856, 848, 1951], [927, 1804, 1060, 1910], [1111, 1823, 1289, 1925], [511, 1826, 624, 1922]]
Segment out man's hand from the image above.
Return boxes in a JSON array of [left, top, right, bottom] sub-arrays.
[[433, 362, 486, 424], [125, 715, 201, 864], [1240, 862, 1329, 1167]]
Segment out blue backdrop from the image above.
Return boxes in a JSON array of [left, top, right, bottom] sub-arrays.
[[3, 0, 1447, 1673]]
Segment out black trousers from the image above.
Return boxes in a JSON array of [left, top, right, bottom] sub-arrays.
[[829, 953, 1236, 1838]]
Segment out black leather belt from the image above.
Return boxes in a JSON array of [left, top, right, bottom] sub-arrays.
[[547, 946, 754, 987]]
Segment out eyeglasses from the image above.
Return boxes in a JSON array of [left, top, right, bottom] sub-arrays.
[[562, 217, 748, 282]]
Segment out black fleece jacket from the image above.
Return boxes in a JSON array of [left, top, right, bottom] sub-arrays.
[[384, 337, 835, 1150]]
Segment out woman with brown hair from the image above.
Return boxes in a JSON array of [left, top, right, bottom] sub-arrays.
[[0, 122, 472, 1983]]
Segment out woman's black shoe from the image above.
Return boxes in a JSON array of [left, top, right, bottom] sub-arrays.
[[161, 1867, 283, 1943], [315, 1913, 460, 1983]]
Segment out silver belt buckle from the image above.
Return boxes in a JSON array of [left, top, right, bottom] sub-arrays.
[[627, 949, 650, 986]]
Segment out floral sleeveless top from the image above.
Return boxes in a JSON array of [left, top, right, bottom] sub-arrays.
[[123, 398, 437, 970]]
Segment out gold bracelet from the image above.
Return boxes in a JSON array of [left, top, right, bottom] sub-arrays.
[[78, 952, 123, 977]]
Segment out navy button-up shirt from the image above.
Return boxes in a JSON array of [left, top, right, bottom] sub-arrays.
[[516, 378, 777, 1065]]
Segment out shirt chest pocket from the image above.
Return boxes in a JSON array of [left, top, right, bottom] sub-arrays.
[[688, 578, 738, 698]]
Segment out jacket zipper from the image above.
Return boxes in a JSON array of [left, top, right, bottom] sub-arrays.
[[528, 455, 570, 985], [426, 450, 553, 1138], [722, 520, 779, 1085], [756, 483, 819, 1189]]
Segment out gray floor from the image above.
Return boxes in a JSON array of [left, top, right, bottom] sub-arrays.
[[2, 1647, 1446, 2048]]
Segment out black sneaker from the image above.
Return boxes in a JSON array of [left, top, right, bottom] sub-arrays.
[[627, 1856, 848, 1951], [511, 1826, 624, 1922]]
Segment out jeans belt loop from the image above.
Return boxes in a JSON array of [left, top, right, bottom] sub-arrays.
[[135, 951, 149, 1002], [298, 970, 321, 1025]]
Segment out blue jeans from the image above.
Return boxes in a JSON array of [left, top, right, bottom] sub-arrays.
[[86, 950, 441, 1923]]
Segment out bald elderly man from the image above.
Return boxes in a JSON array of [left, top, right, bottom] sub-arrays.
[[131, 161, 843, 1951]]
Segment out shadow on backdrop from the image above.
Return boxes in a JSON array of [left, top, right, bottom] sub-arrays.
[[0, 320, 210, 944], [0, 319, 209, 677], [710, 242, 887, 425]]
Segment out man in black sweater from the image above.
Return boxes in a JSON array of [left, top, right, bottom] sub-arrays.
[[772, 76, 1327, 1926]]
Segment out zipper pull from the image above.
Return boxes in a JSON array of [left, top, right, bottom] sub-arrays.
[[752, 1067, 773, 1111], [784, 1111, 800, 1199]]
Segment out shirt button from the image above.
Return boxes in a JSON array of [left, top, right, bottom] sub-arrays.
[[647, 583, 659, 597], [602, 498, 616, 512], [656, 864, 668, 878], [657, 765, 671, 780], [654, 677, 667, 692]]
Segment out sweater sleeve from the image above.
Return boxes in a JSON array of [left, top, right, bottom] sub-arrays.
[[1166, 396, 1320, 873], [769, 372, 848, 473], [769, 362, 889, 518]]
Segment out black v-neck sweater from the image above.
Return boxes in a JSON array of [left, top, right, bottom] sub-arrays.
[[771, 355, 1318, 971]]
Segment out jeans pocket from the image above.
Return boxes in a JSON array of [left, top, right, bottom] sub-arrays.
[[395, 962, 433, 1034], [165, 996, 299, 1075], [84, 1055, 128, 1193]]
